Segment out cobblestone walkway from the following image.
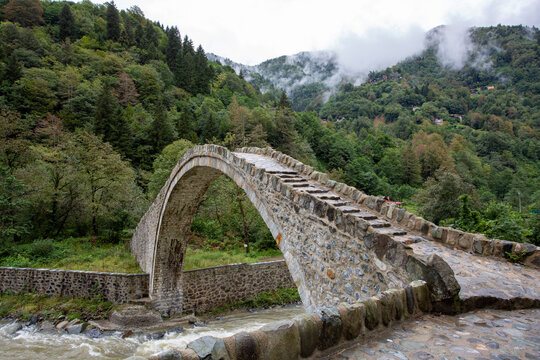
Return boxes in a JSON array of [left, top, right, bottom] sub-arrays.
[[407, 240, 540, 308], [326, 308, 540, 360]]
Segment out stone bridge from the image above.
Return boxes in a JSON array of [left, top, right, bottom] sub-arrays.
[[131, 145, 539, 316]]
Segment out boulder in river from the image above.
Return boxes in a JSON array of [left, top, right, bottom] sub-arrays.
[[1, 322, 22, 336], [187, 335, 230, 360]]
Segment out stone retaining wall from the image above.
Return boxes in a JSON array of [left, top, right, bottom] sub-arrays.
[[236, 147, 540, 269], [0, 261, 295, 312], [182, 260, 295, 314], [0, 267, 149, 303], [149, 280, 434, 360]]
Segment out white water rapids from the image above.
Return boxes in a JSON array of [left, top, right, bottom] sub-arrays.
[[0, 305, 305, 360]]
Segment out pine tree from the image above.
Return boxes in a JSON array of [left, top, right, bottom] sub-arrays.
[[150, 108, 176, 153], [58, 4, 75, 41], [194, 45, 211, 94], [165, 26, 182, 70], [4, 54, 21, 84], [94, 83, 132, 158], [106, 1, 121, 42], [278, 91, 291, 109]]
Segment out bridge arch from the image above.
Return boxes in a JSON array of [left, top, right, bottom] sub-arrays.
[[132, 145, 457, 316], [132, 145, 310, 315]]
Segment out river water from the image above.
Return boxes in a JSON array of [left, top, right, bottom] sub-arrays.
[[0, 305, 305, 360]]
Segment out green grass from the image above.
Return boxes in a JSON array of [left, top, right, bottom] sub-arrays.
[[183, 247, 283, 270], [206, 287, 300, 316], [0, 237, 143, 273], [0, 292, 116, 321], [0, 237, 284, 273]]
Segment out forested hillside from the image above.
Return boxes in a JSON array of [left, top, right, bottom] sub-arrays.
[[307, 25, 540, 244], [0, 0, 538, 266]]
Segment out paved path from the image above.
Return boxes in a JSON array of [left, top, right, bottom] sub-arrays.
[[326, 308, 540, 360], [407, 239, 540, 308]]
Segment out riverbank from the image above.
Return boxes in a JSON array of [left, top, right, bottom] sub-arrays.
[[0, 287, 300, 333], [0, 304, 307, 360]]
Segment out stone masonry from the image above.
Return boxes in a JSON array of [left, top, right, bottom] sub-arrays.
[[131, 145, 460, 316], [182, 260, 294, 314], [0, 267, 148, 303]]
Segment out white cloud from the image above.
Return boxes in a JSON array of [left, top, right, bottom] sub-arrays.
[[101, 0, 539, 65]]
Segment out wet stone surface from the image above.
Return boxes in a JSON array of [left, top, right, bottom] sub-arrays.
[[406, 240, 540, 306], [326, 308, 540, 360]]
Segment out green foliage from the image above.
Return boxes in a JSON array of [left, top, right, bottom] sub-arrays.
[[0, 237, 142, 273], [147, 138, 194, 199], [0, 165, 29, 246], [0, 292, 116, 321]]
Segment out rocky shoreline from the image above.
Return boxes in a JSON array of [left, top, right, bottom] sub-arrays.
[[0, 302, 302, 341]]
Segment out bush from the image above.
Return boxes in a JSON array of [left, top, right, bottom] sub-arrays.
[[28, 238, 58, 260]]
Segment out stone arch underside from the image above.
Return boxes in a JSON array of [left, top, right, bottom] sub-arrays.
[[131, 145, 459, 316]]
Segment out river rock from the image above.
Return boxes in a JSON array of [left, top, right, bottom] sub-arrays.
[[109, 305, 162, 327], [39, 321, 55, 331], [149, 350, 182, 360], [67, 322, 88, 334], [85, 327, 102, 338], [187, 335, 230, 360], [260, 320, 299, 360], [2, 322, 22, 335], [56, 320, 69, 330]]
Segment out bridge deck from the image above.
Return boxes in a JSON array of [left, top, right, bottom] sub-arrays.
[[234, 151, 540, 308]]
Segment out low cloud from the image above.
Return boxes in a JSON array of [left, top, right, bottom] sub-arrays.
[[332, 27, 426, 78]]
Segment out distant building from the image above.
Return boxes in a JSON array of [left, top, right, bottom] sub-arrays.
[[433, 118, 443, 125]]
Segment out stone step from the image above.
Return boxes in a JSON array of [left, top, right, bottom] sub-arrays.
[[351, 213, 379, 220], [282, 178, 308, 183], [316, 194, 341, 200], [291, 183, 310, 188], [379, 228, 407, 236], [267, 170, 297, 175], [369, 221, 391, 228], [337, 206, 361, 214], [278, 174, 301, 179], [326, 200, 348, 207], [305, 188, 328, 194]]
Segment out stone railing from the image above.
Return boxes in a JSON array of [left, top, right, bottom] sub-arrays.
[[149, 280, 433, 360], [0, 267, 148, 303], [182, 260, 295, 314], [235, 147, 540, 269]]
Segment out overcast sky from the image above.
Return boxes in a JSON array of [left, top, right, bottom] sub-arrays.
[[104, 0, 539, 65]]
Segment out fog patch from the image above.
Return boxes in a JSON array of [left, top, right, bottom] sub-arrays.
[[332, 27, 426, 77]]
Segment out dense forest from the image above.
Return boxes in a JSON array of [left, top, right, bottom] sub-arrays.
[[0, 0, 538, 266]]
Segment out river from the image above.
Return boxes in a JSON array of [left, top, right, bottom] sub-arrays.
[[0, 305, 305, 360]]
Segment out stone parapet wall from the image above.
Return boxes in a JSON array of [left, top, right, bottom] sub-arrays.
[[149, 280, 434, 360], [0, 267, 149, 303], [235, 146, 540, 269], [182, 260, 295, 314]]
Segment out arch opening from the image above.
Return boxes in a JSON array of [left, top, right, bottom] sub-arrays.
[[149, 154, 305, 316]]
